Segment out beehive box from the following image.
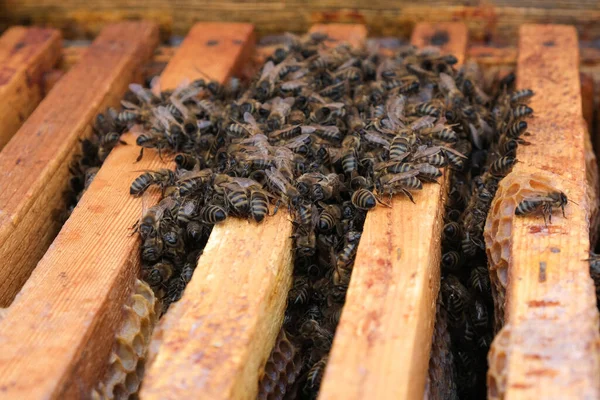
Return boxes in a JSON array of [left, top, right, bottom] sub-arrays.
[[0, 2, 600, 398]]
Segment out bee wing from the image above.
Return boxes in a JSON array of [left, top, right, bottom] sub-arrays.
[[438, 72, 458, 93], [301, 126, 318, 135], [413, 146, 441, 159], [374, 160, 403, 171], [363, 131, 391, 147], [410, 115, 436, 131], [243, 112, 259, 129], [385, 170, 420, 184], [121, 100, 140, 110], [260, 60, 276, 81], [129, 83, 153, 104], [265, 167, 289, 193], [520, 195, 554, 202], [439, 145, 468, 159], [385, 95, 406, 128]]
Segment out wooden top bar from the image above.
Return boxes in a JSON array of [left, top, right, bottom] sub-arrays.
[[317, 23, 468, 400], [485, 24, 600, 400], [0, 22, 158, 307], [140, 24, 366, 400], [0, 22, 254, 399], [0, 26, 62, 150]]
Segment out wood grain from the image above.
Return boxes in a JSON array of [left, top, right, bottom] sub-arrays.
[[485, 24, 600, 400], [140, 23, 365, 400], [317, 23, 467, 400], [0, 26, 62, 150], [0, 22, 158, 306], [3, 1, 600, 43], [0, 22, 253, 399]]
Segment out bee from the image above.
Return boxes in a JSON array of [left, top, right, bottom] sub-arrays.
[[288, 109, 306, 125], [305, 356, 328, 390], [220, 182, 249, 216], [142, 236, 164, 262], [175, 154, 203, 170], [249, 190, 270, 223], [441, 275, 470, 326], [130, 169, 175, 197], [266, 97, 294, 130], [443, 221, 462, 242], [488, 156, 517, 177], [416, 102, 441, 118], [199, 205, 228, 224], [510, 89, 534, 104], [505, 120, 528, 138], [143, 260, 174, 286], [317, 204, 341, 232], [177, 168, 213, 196], [441, 251, 463, 271], [471, 299, 489, 332], [515, 190, 569, 225], [288, 276, 310, 305], [351, 188, 377, 210], [186, 221, 204, 241], [337, 230, 361, 268], [469, 266, 491, 295], [512, 104, 533, 118], [295, 230, 316, 257]]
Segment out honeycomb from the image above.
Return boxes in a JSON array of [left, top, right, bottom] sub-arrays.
[[92, 280, 159, 399], [258, 329, 303, 400], [424, 297, 458, 400], [486, 324, 511, 400], [483, 173, 562, 330]]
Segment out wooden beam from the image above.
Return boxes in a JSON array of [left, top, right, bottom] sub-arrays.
[[0, 26, 62, 150], [485, 24, 600, 400], [140, 24, 366, 400], [0, 22, 158, 307], [0, 23, 253, 399], [317, 23, 468, 400]]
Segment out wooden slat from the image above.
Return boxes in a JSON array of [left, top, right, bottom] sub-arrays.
[[317, 23, 468, 400], [0, 22, 158, 307], [0, 26, 62, 150], [485, 25, 600, 399], [5, 0, 600, 42], [0, 23, 253, 399], [140, 24, 367, 400]]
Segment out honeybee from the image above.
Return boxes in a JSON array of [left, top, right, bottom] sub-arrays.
[[515, 190, 570, 225]]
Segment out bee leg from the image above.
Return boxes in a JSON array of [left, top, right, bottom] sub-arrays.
[[118, 139, 128, 145], [402, 189, 416, 204], [561, 205, 566, 218], [135, 148, 144, 163], [273, 199, 282, 215], [375, 194, 392, 208]]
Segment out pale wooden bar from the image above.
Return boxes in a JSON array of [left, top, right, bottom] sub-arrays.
[[318, 23, 468, 400], [0, 22, 158, 307], [0, 26, 62, 150], [0, 23, 254, 399], [140, 24, 367, 400], [485, 25, 600, 399]]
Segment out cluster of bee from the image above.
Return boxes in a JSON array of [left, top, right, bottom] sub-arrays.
[[68, 30, 539, 399], [437, 70, 535, 397]]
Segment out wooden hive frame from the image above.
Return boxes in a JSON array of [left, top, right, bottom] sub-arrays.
[[0, 19, 598, 399]]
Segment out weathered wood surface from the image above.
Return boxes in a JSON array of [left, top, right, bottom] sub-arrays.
[[0, 22, 158, 305], [0, 22, 255, 400], [485, 24, 600, 400], [3, 1, 600, 42], [317, 23, 468, 400], [0, 26, 62, 150], [140, 23, 366, 400]]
